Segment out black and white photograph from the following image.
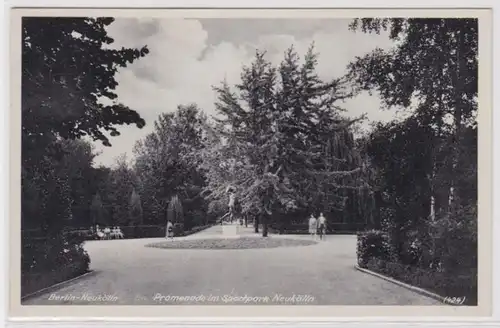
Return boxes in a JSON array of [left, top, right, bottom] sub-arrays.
[[13, 8, 491, 317]]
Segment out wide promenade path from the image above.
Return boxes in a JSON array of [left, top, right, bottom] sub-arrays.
[[22, 223, 440, 305]]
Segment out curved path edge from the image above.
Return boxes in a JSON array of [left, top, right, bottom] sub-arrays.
[[354, 265, 448, 305], [21, 270, 98, 302]]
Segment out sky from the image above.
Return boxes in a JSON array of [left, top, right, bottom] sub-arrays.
[[93, 18, 403, 167]]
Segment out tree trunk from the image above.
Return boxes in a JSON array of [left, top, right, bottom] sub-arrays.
[[279, 216, 284, 235], [254, 215, 259, 233], [244, 214, 248, 227], [429, 159, 437, 222], [262, 213, 268, 237], [448, 29, 465, 211]]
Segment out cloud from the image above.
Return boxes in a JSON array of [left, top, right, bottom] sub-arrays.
[[93, 18, 396, 167]]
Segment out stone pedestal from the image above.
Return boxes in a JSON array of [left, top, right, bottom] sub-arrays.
[[222, 224, 239, 239]]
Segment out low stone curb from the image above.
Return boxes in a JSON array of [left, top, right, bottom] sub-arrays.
[[355, 265, 448, 305], [21, 270, 97, 302]]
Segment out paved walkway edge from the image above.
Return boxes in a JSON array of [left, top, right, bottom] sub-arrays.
[[354, 265, 448, 305], [21, 270, 97, 302]]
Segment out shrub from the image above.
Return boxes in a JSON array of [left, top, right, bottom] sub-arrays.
[[365, 258, 477, 305], [21, 231, 90, 297], [428, 204, 477, 274], [173, 223, 184, 236], [63, 228, 95, 240], [186, 224, 211, 235], [356, 230, 391, 267], [119, 225, 166, 238]]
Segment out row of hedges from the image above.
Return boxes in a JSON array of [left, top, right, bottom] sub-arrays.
[[357, 227, 477, 305], [269, 223, 366, 235], [21, 233, 90, 297], [63, 223, 215, 240]]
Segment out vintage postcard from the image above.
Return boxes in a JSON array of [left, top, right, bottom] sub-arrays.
[[9, 7, 493, 320]]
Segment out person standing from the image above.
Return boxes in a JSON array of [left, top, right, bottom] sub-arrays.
[[166, 220, 174, 240], [116, 226, 124, 239], [308, 214, 317, 239], [96, 226, 104, 240], [104, 226, 111, 240], [318, 212, 327, 240]]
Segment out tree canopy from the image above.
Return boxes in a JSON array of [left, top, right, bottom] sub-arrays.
[[22, 17, 149, 148]]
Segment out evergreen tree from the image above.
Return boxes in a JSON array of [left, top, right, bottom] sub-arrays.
[[129, 189, 143, 226], [90, 193, 104, 226], [167, 195, 184, 226], [203, 46, 364, 236]]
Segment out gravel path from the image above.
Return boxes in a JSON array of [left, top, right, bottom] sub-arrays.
[[22, 224, 441, 306]]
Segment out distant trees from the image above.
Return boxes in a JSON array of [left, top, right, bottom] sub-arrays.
[[133, 104, 208, 229], [108, 155, 137, 226]]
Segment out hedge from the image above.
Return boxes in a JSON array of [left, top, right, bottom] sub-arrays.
[[357, 230, 477, 305], [63, 223, 215, 240], [21, 233, 90, 297], [363, 258, 477, 305], [269, 223, 366, 235], [356, 230, 392, 266], [22, 263, 89, 298]]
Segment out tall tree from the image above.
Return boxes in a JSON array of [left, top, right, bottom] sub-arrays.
[[90, 192, 104, 226], [22, 17, 149, 148], [204, 46, 364, 236], [167, 195, 184, 226], [133, 104, 208, 227], [58, 139, 98, 227], [348, 18, 478, 212], [22, 17, 150, 233], [348, 18, 478, 270], [129, 188, 143, 226], [109, 154, 136, 226]]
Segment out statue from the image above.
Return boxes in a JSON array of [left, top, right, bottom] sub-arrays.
[[226, 186, 236, 224]]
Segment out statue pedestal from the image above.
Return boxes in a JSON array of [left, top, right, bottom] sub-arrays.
[[222, 224, 239, 239]]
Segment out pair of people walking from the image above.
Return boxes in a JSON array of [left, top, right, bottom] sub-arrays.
[[308, 213, 327, 240]]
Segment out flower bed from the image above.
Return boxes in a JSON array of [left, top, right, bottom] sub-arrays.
[[146, 237, 317, 250]]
